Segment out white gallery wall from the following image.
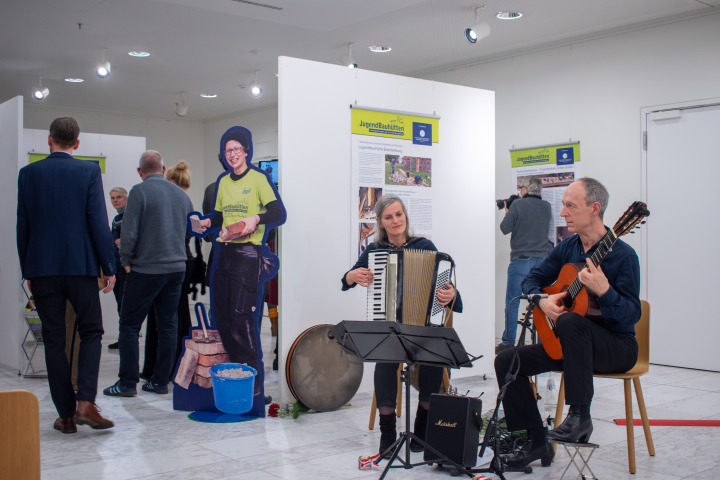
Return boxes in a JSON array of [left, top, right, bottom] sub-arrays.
[[423, 12, 720, 348], [277, 56, 496, 401]]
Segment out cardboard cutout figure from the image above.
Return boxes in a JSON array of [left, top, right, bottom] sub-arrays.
[[173, 126, 286, 419]]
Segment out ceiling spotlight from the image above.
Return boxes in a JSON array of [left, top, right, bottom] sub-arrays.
[[340, 42, 358, 68], [128, 51, 151, 57], [200, 93, 218, 98], [369, 46, 391, 53], [465, 6, 491, 44], [96, 49, 111, 78], [496, 11, 523, 20], [175, 93, 188, 116], [64, 78, 84, 83], [250, 70, 263, 98], [32, 77, 49, 101]]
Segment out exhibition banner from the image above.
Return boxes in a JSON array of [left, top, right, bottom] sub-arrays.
[[350, 107, 440, 258], [508, 142, 580, 246], [510, 143, 579, 168]]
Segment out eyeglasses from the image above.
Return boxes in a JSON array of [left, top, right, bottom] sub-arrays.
[[225, 147, 245, 156]]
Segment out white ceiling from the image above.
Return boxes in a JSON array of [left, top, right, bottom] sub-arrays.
[[1, 0, 718, 121]]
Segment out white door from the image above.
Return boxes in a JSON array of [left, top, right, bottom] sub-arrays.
[[644, 101, 720, 371]]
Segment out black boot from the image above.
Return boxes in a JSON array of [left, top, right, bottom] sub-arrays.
[[502, 427, 554, 468], [547, 406, 593, 443], [409, 405, 429, 452], [379, 413, 397, 458]]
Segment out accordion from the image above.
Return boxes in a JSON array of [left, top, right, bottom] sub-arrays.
[[367, 249, 454, 326]]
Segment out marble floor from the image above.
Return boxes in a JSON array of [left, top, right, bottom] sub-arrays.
[[2, 320, 720, 480]]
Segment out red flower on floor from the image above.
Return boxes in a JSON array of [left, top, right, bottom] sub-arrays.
[[268, 403, 280, 417]]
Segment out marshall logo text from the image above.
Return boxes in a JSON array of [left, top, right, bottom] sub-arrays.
[[434, 419, 458, 428]]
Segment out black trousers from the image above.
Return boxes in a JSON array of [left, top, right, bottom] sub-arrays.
[[32, 276, 104, 418], [494, 312, 638, 432], [212, 243, 264, 395], [112, 265, 126, 315]]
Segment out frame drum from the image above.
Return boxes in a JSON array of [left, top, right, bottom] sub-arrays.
[[285, 324, 363, 411]]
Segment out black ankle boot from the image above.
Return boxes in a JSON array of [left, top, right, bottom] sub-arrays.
[[547, 410, 593, 443], [409, 405, 429, 452], [379, 413, 397, 457], [502, 435, 554, 468]]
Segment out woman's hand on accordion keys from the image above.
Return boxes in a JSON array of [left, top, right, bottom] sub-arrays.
[[346, 267, 374, 287], [436, 283, 456, 306]]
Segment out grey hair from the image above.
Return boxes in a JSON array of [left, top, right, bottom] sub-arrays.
[[374, 194, 412, 244], [577, 177, 609, 219], [522, 176, 543, 196], [109, 187, 128, 197], [138, 150, 164, 174]]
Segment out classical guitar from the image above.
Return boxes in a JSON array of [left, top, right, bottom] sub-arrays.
[[533, 201, 650, 360]]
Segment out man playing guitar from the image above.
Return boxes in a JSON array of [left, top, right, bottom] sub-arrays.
[[495, 177, 642, 469]]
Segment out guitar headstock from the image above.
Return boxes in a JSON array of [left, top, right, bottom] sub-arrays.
[[612, 201, 650, 237]]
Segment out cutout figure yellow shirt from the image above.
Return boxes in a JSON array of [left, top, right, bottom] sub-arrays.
[[215, 169, 278, 245]]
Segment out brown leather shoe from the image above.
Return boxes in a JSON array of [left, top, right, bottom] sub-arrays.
[[74, 401, 114, 429], [53, 417, 77, 434]]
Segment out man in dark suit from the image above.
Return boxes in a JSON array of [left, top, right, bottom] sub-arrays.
[[17, 117, 117, 434]]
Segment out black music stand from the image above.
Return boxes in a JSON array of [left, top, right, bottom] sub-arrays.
[[330, 321, 478, 479]]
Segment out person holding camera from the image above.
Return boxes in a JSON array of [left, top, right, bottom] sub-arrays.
[[497, 175, 551, 354]]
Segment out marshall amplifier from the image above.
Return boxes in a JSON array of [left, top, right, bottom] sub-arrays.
[[423, 393, 483, 467]]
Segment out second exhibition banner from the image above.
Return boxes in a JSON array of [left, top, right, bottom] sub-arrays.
[[509, 142, 581, 246]]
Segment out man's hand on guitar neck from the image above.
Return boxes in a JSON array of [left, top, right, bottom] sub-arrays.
[[578, 258, 610, 297], [538, 292, 568, 322]]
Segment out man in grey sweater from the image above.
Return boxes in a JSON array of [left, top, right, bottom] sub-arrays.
[[498, 175, 552, 353], [104, 150, 193, 397]]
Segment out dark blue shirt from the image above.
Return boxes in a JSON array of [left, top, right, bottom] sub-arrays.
[[522, 231, 640, 337]]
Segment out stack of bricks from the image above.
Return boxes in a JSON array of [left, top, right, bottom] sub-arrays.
[[174, 329, 229, 389]]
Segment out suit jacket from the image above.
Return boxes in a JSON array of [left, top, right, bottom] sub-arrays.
[[17, 151, 116, 279]]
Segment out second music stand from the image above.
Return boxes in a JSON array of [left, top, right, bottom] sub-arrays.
[[330, 320, 479, 479]]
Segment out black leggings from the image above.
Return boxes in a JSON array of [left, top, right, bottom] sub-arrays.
[[374, 362, 443, 409]]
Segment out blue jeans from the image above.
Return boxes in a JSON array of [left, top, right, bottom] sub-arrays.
[[502, 257, 544, 345], [118, 270, 184, 388]]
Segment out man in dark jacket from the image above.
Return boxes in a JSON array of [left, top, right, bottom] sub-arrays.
[[17, 117, 116, 434]]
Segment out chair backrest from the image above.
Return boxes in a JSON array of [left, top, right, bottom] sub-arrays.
[[0, 389, 41, 480], [629, 300, 651, 375]]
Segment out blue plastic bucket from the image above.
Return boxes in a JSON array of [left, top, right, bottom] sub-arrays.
[[209, 363, 257, 414]]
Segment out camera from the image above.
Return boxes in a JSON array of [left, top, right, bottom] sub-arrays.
[[496, 194, 519, 210]]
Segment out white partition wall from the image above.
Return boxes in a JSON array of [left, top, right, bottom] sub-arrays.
[[278, 57, 495, 401], [0, 96, 24, 370]]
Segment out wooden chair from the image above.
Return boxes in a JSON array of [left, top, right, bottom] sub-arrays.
[[0, 390, 41, 480], [368, 308, 453, 429], [553, 300, 655, 473]]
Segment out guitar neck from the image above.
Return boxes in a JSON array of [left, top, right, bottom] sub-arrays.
[[565, 228, 618, 303]]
